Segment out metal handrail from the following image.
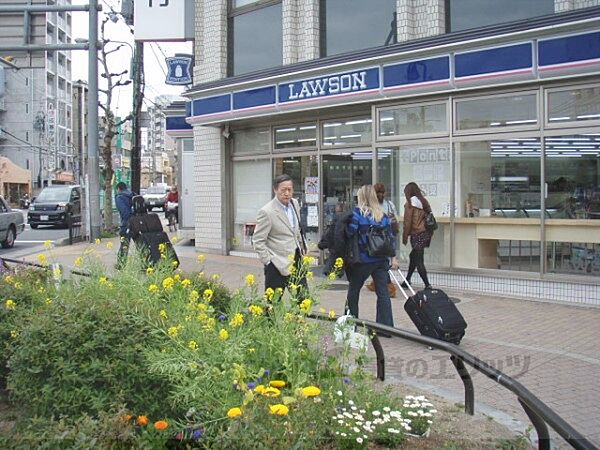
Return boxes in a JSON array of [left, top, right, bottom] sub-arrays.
[[309, 313, 597, 450]]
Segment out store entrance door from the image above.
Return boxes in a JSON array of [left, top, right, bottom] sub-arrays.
[[322, 151, 373, 227]]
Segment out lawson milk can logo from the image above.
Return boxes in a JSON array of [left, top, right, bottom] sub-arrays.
[[279, 67, 380, 103], [165, 56, 192, 85]]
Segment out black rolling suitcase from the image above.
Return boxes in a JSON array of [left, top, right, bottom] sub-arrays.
[[389, 269, 467, 345], [134, 231, 180, 267]]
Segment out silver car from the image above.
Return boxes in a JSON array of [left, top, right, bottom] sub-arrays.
[[0, 196, 25, 248]]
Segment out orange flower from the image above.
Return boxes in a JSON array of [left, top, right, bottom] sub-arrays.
[[136, 415, 149, 426], [121, 414, 133, 422], [154, 420, 169, 430]]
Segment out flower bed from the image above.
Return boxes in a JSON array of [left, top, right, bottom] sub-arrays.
[[0, 243, 439, 448]]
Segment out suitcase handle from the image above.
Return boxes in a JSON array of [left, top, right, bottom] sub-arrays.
[[388, 268, 416, 300]]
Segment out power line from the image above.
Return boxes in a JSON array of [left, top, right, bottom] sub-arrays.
[[148, 43, 167, 77]]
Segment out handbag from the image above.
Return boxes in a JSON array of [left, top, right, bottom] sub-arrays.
[[425, 212, 438, 231], [366, 225, 395, 257]]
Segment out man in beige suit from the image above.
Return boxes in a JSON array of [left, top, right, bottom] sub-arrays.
[[252, 174, 308, 292]]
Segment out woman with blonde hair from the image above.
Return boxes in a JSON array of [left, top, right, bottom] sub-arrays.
[[345, 185, 399, 329]]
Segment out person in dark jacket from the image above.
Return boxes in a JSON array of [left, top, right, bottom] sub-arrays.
[[345, 185, 399, 328], [318, 209, 353, 277], [402, 182, 433, 289], [115, 182, 134, 267]]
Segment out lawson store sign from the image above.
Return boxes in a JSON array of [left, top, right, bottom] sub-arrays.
[[185, 29, 600, 125]]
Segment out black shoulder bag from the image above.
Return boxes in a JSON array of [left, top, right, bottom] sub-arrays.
[[425, 211, 438, 231], [366, 224, 395, 257]]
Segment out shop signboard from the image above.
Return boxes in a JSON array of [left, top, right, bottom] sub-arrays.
[[134, 0, 195, 41], [165, 55, 192, 85]]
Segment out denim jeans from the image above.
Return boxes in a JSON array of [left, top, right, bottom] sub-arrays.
[[346, 260, 394, 327]]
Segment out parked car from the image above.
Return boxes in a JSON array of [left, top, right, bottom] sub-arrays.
[[28, 185, 82, 229], [143, 185, 168, 212], [0, 195, 25, 248]]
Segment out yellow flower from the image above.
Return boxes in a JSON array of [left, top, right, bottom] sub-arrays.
[[148, 284, 159, 293], [197, 303, 208, 313], [254, 384, 266, 394], [52, 266, 62, 279], [245, 273, 255, 286], [302, 255, 315, 265], [289, 283, 299, 292], [287, 254, 295, 262], [328, 272, 337, 281], [189, 290, 199, 302], [227, 407, 242, 419], [98, 276, 108, 285], [269, 380, 286, 389], [158, 243, 167, 254], [284, 313, 294, 322], [171, 236, 178, 243], [328, 310, 336, 319], [167, 326, 179, 337], [172, 260, 179, 268], [211, 274, 220, 281], [248, 305, 264, 317], [288, 265, 297, 275], [154, 420, 169, 430], [334, 257, 344, 269], [162, 277, 175, 290], [197, 254, 206, 263], [74, 257, 83, 267], [159, 309, 168, 319], [4, 275, 13, 285], [188, 340, 198, 350], [5, 299, 16, 310], [37, 254, 47, 265], [146, 267, 155, 274], [181, 278, 191, 288], [269, 404, 289, 416], [219, 329, 229, 341], [136, 415, 149, 426], [106, 242, 114, 250], [14, 282, 23, 290], [45, 298, 53, 305], [204, 317, 216, 330], [276, 287, 283, 295], [262, 387, 281, 397], [264, 287, 275, 302], [306, 271, 314, 280], [203, 289, 213, 302], [301, 386, 321, 397], [248, 347, 256, 353], [43, 240, 53, 249], [229, 313, 244, 328], [299, 298, 313, 314], [10, 330, 18, 339]]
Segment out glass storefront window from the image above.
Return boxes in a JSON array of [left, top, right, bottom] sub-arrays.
[[546, 242, 600, 277], [322, 152, 373, 226], [547, 86, 600, 125], [232, 128, 270, 155], [321, 0, 397, 57], [322, 117, 372, 147], [446, 0, 554, 33], [274, 124, 317, 150], [545, 134, 600, 220], [274, 156, 319, 252], [455, 93, 538, 131], [232, 159, 272, 252], [230, 2, 282, 76], [378, 102, 447, 138], [456, 139, 541, 218], [378, 145, 451, 268]]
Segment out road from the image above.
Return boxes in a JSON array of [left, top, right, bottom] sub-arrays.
[[0, 210, 69, 259]]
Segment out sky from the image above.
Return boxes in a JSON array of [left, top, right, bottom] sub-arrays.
[[71, 0, 193, 116]]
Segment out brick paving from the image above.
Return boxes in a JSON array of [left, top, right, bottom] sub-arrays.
[[13, 238, 600, 448]]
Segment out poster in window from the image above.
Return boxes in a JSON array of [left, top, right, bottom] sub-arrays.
[[305, 176, 319, 203]]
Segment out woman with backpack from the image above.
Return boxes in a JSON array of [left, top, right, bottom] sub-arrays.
[[345, 185, 399, 328], [402, 182, 433, 290]]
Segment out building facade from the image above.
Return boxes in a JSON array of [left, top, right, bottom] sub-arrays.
[[175, 0, 600, 304], [0, 0, 75, 191]]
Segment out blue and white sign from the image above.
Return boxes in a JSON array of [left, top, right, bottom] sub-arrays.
[[165, 56, 192, 86], [279, 67, 380, 103]]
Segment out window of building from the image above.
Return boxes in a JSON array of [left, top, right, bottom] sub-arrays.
[[322, 117, 372, 147], [378, 102, 448, 139], [321, 0, 397, 57], [229, 1, 282, 76], [25, 131, 29, 142], [25, 103, 29, 114], [274, 124, 316, 150], [446, 0, 554, 33], [547, 85, 600, 126], [232, 128, 270, 155], [455, 92, 538, 132]]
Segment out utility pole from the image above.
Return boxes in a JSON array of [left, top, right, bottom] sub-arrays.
[[87, 0, 101, 241], [130, 40, 143, 194]]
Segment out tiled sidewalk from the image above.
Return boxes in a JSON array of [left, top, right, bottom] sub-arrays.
[[14, 239, 600, 448]]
